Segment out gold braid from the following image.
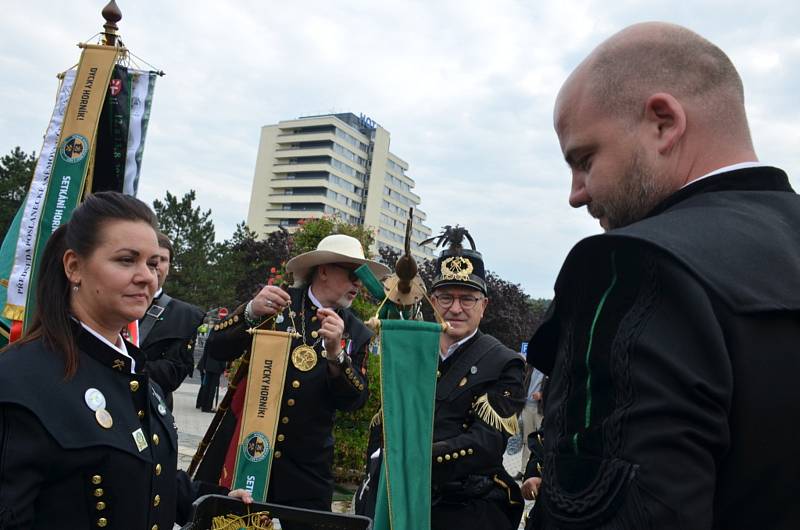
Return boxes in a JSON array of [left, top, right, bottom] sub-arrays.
[[473, 394, 519, 435]]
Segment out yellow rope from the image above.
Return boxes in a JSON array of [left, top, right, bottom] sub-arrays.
[[211, 511, 273, 530]]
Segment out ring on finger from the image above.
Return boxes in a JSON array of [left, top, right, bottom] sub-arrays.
[[265, 299, 273, 307]]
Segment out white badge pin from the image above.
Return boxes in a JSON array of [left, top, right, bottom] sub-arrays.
[[132, 428, 148, 452], [158, 403, 167, 416], [470, 366, 478, 375], [84, 388, 106, 412]]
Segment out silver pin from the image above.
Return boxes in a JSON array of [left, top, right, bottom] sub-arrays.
[[470, 366, 478, 375], [84, 388, 106, 412]]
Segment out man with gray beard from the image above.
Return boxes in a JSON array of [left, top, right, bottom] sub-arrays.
[[523, 22, 800, 529]]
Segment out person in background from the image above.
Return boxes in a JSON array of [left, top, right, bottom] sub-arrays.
[[138, 232, 204, 410]]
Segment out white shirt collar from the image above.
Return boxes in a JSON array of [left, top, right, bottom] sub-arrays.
[[154, 288, 163, 299], [79, 321, 136, 374], [307, 286, 327, 309], [682, 161, 765, 189], [440, 328, 479, 361]]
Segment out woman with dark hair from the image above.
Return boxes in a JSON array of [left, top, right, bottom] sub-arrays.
[[0, 192, 247, 529]]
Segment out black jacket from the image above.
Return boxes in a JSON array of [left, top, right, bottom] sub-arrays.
[[139, 294, 204, 407], [0, 327, 188, 529], [196, 287, 372, 508], [528, 166, 800, 530], [432, 332, 526, 528]]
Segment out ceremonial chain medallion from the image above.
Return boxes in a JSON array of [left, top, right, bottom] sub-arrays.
[[291, 344, 317, 372], [290, 296, 320, 372]]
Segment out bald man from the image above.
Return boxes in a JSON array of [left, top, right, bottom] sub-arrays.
[[524, 23, 800, 529]]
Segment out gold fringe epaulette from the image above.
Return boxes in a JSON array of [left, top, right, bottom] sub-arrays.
[[370, 408, 383, 430], [473, 394, 519, 435]]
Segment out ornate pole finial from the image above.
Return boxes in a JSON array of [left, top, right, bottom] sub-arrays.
[[101, 0, 122, 46]]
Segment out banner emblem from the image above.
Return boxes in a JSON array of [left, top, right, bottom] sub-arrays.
[[109, 78, 122, 96], [244, 432, 270, 463], [60, 134, 89, 163]]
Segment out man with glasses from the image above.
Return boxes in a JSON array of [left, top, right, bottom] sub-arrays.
[[197, 234, 389, 527], [428, 229, 526, 530]]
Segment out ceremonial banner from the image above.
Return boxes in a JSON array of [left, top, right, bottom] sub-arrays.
[[21, 45, 119, 325], [373, 319, 441, 530], [231, 329, 293, 501], [2, 70, 77, 322], [123, 69, 158, 196], [90, 64, 131, 193]]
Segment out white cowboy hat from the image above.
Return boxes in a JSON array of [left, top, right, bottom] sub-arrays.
[[286, 234, 391, 285]]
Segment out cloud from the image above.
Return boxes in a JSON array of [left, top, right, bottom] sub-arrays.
[[1, 0, 798, 298]]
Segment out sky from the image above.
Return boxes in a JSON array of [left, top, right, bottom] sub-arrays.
[[1, 1, 798, 298]]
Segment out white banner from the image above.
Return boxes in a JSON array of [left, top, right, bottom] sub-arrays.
[[123, 70, 157, 196], [3, 70, 76, 320]]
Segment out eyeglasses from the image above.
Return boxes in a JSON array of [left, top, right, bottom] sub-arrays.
[[330, 263, 361, 283], [433, 293, 484, 309]]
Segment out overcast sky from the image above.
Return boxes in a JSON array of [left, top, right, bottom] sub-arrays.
[[1, 1, 798, 298]]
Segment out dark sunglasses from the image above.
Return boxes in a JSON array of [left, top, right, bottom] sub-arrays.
[[330, 263, 361, 282]]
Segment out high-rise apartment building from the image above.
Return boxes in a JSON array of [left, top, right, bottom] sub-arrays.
[[247, 112, 436, 261]]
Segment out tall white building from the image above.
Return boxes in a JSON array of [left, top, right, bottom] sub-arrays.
[[247, 112, 435, 261]]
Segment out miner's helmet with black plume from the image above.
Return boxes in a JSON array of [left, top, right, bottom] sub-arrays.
[[422, 225, 486, 294]]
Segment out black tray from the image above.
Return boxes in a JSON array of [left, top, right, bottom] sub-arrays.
[[182, 494, 372, 530]]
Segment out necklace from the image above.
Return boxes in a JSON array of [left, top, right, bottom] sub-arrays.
[[290, 296, 320, 372]]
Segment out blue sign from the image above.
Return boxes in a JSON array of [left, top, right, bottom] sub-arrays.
[[520, 341, 528, 354]]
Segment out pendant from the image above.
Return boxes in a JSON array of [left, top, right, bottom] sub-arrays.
[[291, 344, 318, 372], [95, 408, 113, 429]]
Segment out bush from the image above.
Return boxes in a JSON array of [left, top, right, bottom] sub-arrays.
[[333, 350, 381, 485]]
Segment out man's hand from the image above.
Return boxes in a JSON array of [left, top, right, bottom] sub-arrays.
[[532, 391, 542, 401], [250, 285, 291, 318], [521, 477, 542, 500], [317, 308, 345, 357]]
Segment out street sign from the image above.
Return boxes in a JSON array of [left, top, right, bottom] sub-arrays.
[[218, 307, 229, 319]]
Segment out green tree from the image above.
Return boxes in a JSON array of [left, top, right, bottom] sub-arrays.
[[222, 223, 291, 307], [0, 147, 36, 236], [378, 245, 550, 351], [152, 190, 228, 309], [291, 217, 377, 258]]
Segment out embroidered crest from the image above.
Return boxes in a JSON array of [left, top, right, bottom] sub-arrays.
[[440, 256, 474, 281]]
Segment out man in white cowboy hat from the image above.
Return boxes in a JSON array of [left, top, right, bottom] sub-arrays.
[[198, 234, 389, 527]]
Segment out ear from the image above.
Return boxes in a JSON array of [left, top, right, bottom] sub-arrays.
[[643, 92, 686, 154], [63, 249, 82, 285]]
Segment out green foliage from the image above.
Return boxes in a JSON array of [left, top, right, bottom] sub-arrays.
[[379, 245, 551, 350], [333, 351, 381, 485], [218, 223, 291, 306], [153, 190, 232, 308], [292, 217, 377, 258], [0, 147, 36, 236]]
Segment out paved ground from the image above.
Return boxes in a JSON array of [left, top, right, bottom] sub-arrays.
[[173, 379, 533, 528]]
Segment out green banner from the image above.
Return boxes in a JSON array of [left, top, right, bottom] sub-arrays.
[[374, 319, 441, 530], [23, 45, 118, 326]]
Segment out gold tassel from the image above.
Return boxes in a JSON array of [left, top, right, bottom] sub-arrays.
[[211, 512, 273, 530], [2, 303, 24, 321], [473, 394, 519, 435], [369, 408, 383, 430]]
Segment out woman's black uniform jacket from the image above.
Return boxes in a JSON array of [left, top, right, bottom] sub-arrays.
[[0, 326, 194, 529]]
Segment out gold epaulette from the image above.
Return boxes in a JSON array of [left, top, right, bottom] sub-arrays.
[[473, 393, 519, 435]]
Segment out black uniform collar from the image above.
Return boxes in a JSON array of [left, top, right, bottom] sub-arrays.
[[74, 320, 146, 374], [645, 166, 792, 219]]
